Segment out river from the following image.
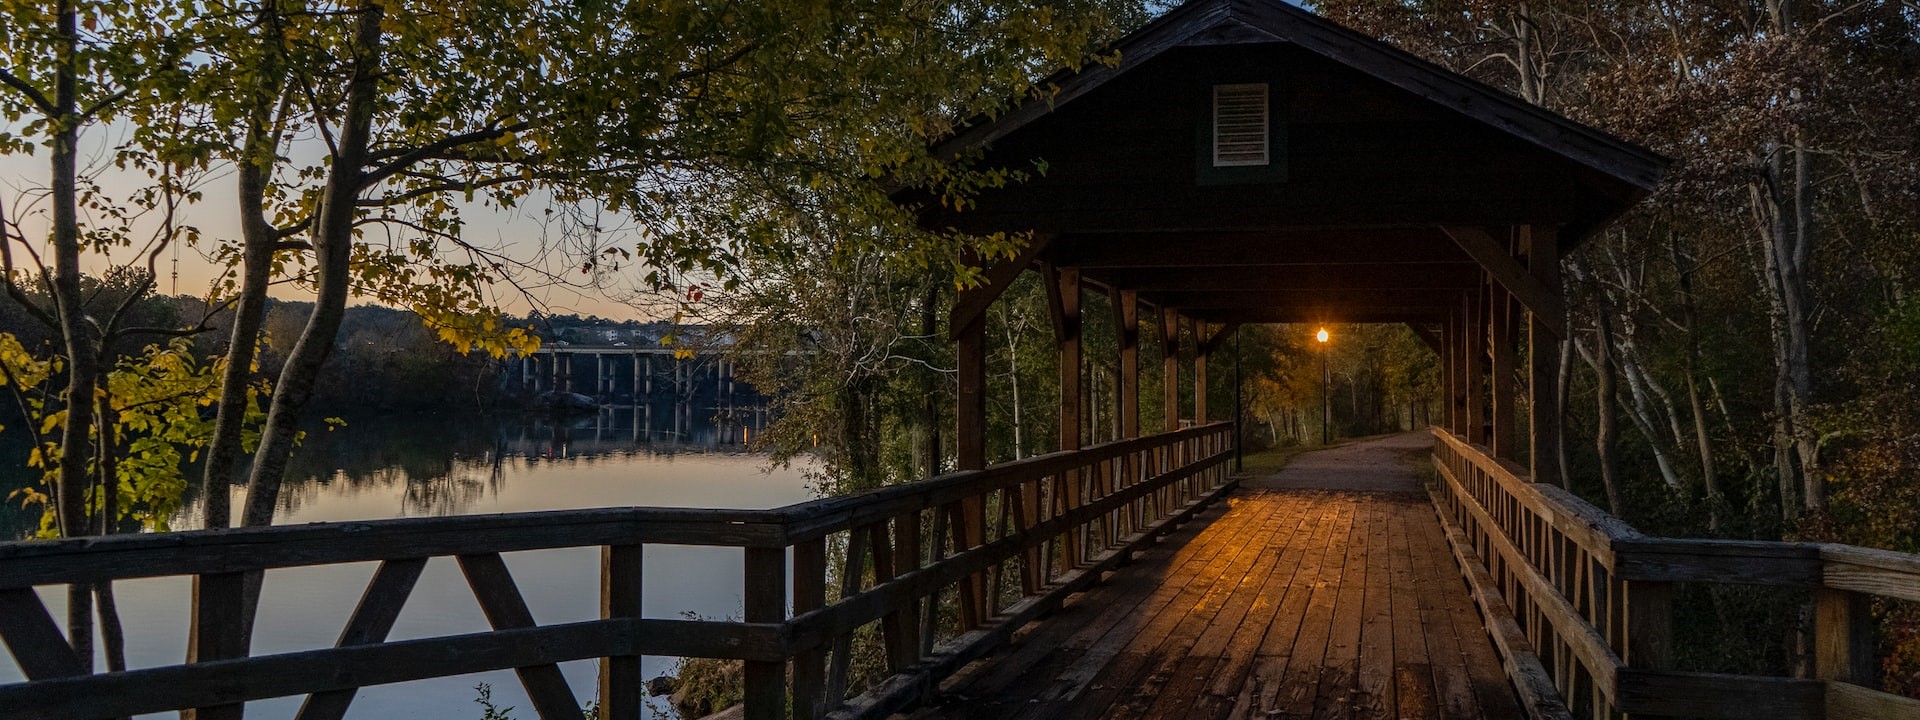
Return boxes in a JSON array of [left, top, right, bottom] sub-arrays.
[[0, 404, 815, 719]]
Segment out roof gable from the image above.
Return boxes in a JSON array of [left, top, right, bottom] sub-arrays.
[[935, 0, 1666, 194]]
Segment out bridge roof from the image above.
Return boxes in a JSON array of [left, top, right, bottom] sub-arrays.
[[924, 0, 1668, 327]]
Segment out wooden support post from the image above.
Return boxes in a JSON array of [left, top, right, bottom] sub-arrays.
[[1816, 589, 1878, 689], [1161, 308, 1182, 431], [598, 546, 643, 720], [742, 547, 787, 720], [1441, 316, 1456, 433], [1046, 265, 1083, 569], [1524, 226, 1565, 486], [187, 572, 251, 720], [953, 290, 989, 627], [1624, 580, 1673, 669], [892, 510, 923, 666], [1491, 282, 1518, 459], [1465, 288, 1487, 444], [1443, 307, 1459, 437], [792, 539, 827, 720], [1115, 290, 1141, 541], [1623, 579, 1673, 719], [1193, 328, 1209, 424], [1117, 290, 1140, 439]]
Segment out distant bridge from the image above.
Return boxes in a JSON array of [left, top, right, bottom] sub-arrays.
[[508, 344, 751, 405]]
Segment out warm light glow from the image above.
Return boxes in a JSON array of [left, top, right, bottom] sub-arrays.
[[1316, 328, 1330, 343]]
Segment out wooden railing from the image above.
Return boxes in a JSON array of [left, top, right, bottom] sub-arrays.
[[0, 422, 1236, 720], [1430, 428, 1920, 720]]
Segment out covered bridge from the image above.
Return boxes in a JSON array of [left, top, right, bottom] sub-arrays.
[[3, 2, 1917, 720]]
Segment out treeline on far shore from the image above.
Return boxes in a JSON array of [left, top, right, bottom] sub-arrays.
[[0, 287, 536, 413]]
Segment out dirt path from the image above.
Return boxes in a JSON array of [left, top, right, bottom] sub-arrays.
[[1242, 431, 1433, 493]]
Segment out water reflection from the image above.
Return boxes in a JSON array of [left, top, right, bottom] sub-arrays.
[[0, 402, 812, 719], [176, 402, 778, 529]]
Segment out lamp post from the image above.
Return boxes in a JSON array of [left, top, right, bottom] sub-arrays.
[[1316, 328, 1330, 445]]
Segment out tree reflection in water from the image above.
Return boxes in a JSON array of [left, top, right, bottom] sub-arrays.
[[0, 401, 770, 539]]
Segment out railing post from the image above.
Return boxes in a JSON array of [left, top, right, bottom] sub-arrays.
[[1623, 580, 1673, 718], [791, 539, 827, 720], [186, 571, 251, 720], [744, 547, 787, 720], [1815, 588, 1877, 689], [600, 544, 644, 720]]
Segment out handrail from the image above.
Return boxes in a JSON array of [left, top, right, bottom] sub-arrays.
[[0, 421, 1239, 720], [1428, 428, 1920, 720]]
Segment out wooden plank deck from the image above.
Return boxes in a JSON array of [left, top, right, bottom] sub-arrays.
[[903, 433, 1523, 720]]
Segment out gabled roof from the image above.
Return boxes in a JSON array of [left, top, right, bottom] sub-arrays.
[[935, 0, 1667, 193]]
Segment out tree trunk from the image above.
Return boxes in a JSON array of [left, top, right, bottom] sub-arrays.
[[1672, 235, 1721, 530], [47, 0, 100, 661], [1584, 322, 1625, 516], [240, 4, 386, 528], [201, 156, 280, 530], [915, 286, 940, 478]]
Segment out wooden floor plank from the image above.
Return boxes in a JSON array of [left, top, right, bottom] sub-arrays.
[[1389, 502, 1441, 720], [1404, 502, 1486, 720], [1240, 495, 1359, 720], [907, 435, 1531, 720], [1062, 495, 1306, 720], [1123, 494, 1321, 720], [1198, 499, 1349, 718], [1264, 495, 1365, 719], [938, 498, 1243, 705], [945, 499, 1257, 718], [1338, 501, 1396, 720], [1003, 495, 1280, 720], [1419, 502, 1527, 719]]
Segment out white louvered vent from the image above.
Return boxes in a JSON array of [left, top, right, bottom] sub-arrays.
[[1212, 83, 1269, 167]]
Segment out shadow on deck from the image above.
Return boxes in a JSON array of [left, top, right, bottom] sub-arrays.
[[904, 433, 1522, 720]]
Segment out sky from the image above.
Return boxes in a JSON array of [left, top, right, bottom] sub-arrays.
[[0, 120, 656, 321]]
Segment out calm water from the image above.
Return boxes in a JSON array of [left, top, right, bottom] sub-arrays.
[[0, 404, 816, 719]]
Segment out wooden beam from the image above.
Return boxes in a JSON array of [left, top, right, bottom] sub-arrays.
[[1523, 225, 1564, 487], [1182, 307, 1449, 325], [949, 234, 1054, 340], [1088, 263, 1482, 292], [1406, 323, 1442, 355], [953, 299, 989, 625], [1046, 264, 1084, 568], [1195, 322, 1240, 356], [1443, 226, 1566, 338], [1143, 287, 1459, 310], [1047, 230, 1468, 267]]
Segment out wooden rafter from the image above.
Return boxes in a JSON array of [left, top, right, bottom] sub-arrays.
[[949, 233, 1056, 340], [1442, 226, 1566, 339]]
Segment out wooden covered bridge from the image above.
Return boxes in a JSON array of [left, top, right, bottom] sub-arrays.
[[2, 2, 1918, 720]]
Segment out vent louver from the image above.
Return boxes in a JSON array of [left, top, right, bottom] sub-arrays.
[[1212, 84, 1269, 167]]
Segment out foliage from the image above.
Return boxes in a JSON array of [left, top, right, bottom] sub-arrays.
[[1313, 0, 1920, 687], [0, 334, 257, 536]]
